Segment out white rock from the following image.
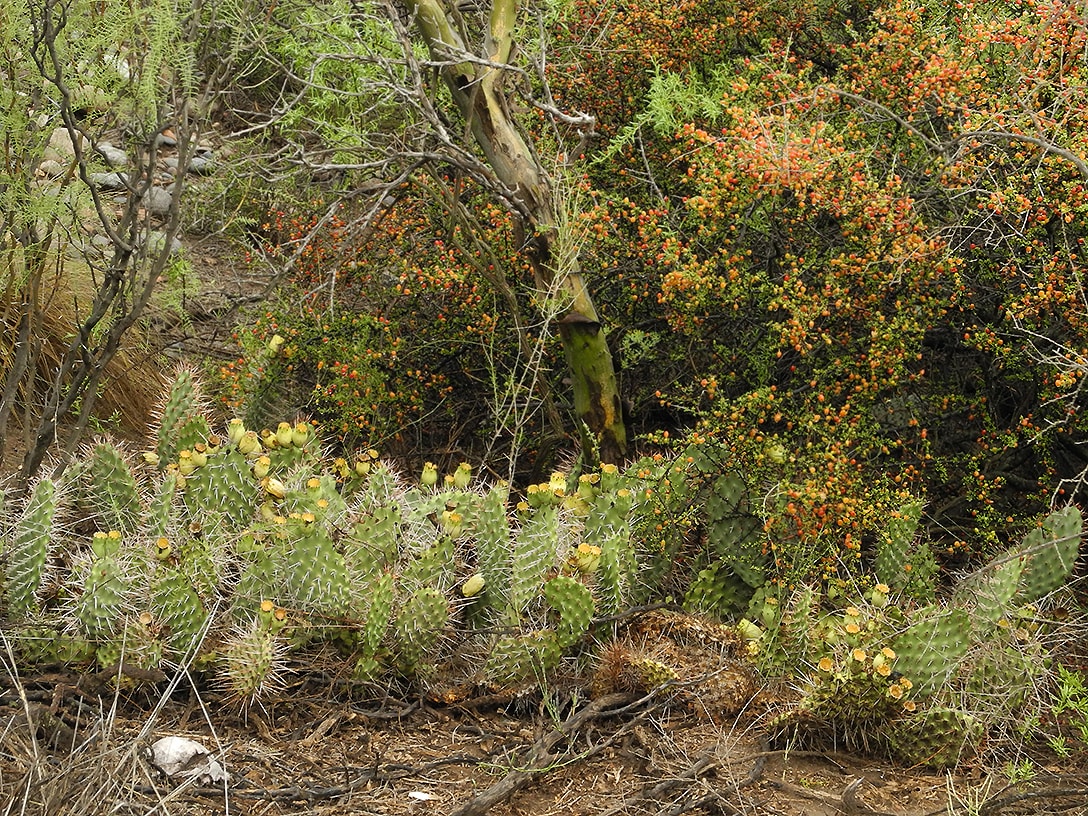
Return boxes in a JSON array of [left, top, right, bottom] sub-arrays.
[[148, 736, 228, 785]]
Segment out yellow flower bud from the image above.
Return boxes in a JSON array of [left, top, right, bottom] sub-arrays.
[[252, 455, 271, 480], [265, 477, 287, 499], [276, 421, 294, 447], [461, 573, 486, 597], [291, 422, 311, 448], [238, 430, 262, 458], [573, 542, 601, 574], [227, 418, 246, 446], [453, 462, 472, 489], [421, 462, 439, 488]]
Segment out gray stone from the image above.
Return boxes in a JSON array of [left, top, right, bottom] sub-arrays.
[[164, 153, 215, 175], [89, 171, 129, 191], [142, 186, 173, 216], [95, 142, 129, 168], [188, 153, 215, 175], [145, 229, 183, 255]]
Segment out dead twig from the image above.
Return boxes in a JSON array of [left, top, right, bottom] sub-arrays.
[[449, 692, 644, 816], [978, 784, 1088, 815]]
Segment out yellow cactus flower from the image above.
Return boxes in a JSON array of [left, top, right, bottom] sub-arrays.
[[574, 542, 601, 574], [276, 422, 294, 447], [253, 455, 271, 480]]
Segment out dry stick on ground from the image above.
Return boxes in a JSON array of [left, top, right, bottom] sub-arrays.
[[599, 739, 771, 816], [977, 783, 1088, 816], [766, 776, 897, 816], [449, 691, 646, 816]]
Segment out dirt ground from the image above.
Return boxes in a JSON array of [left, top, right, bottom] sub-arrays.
[[5, 658, 1088, 816]]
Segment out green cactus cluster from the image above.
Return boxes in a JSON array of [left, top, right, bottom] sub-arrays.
[[0, 371, 646, 705], [765, 505, 1083, 767]]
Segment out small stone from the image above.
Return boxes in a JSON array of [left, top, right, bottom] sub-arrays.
[[95, 142, 129, 168], [44, 127, 77, 163], [164, 153, 215, 175], [37, 159, 66, 179], [145, 230, 183, 255], [188, 153, 215, 175], [89, 171, 129, 191]]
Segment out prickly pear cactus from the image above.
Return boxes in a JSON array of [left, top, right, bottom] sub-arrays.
[[81, 443, 143, 534], [345, 504, 401, 581], [220, 618, 285, 704], [150, 561, 209, 657], [2, 478, 56, 619], [706, 474, 765, 588], [1011, 505, 1081, 605], [891, 607, 971, 698], [771, 645, 912, 753], [510, 500, 559, 620], [875, 502, 922, 589], [684, 561, 753, 618], [484, 631, 561, 687], [280, 515, 353, 615], [394, 586, 449, 678], [154, 367, 209, 464], [180, 447, 259, 530], [73, 531, 132, 642], [471, 484, 512, 615], [590, 486, 637, 618], [957, 505, 1082, 622], [885, 706, 981, 768], [544, 575, 594, 648]]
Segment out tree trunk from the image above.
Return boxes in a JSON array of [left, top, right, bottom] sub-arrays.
[[404, 0, 627, 462]]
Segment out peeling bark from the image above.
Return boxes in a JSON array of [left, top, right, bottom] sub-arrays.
[[401, 0, 628, 462]]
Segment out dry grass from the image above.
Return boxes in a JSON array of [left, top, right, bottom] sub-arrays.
[[0, 253, 166, 453]]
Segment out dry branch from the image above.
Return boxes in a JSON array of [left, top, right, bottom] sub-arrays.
[[450, 691, 645, 816]]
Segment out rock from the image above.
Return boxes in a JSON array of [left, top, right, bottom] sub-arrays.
[[164, 153, 215, 175], [95, 142, 129, 168], [44, 127, 77, 163], [147, 736, 228, 785], [145, 229, 183, 255], [188, 153, 215, 174], [89, 171, 129, 191], [142, 186, 173, 216], [37, 159, 67, 179]]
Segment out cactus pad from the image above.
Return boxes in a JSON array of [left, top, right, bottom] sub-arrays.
[[3, 478, 56, 619]]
